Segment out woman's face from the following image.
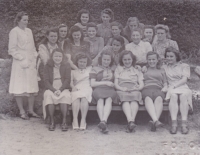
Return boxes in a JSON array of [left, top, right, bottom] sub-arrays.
[[122, 54, 133, 68], [87, 27, 97, 38], [18, 15, 28, 29], [156, 29, 167, 41], [72, 31, 81, 42], [53, 52, 63, 65], [102, 54, 111, 68], [111, 26, 121, 36], [144, 28, 154, 40], [128, 21, 138, 31], [131, 31, 142, 45], [166, 52, 177, 64], [78, 58, 87, 69], [147, 54, 158, 68], [81, 13, 89, 24], [47, 32, 58, 44], [101, 13, 111, 24], [111, 40, 122, 52], [59, 27, 68, 39]]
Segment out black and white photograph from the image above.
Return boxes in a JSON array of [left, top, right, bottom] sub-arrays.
[[0, 0, 200, 154]]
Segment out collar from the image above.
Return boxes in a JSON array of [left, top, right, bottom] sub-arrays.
[[167, 61, 182, 68], [102, 23, 111, 29], [47, 43, 58, 50], [131, 41, 142, 47], [54, 64, 61, 69], [123, 66, 134, 71], [88, 37, 97, 42]]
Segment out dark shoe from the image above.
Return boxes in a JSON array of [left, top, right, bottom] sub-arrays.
[[149, 121, 156, 132], [127, 121, 137, 132], [181, 120, 189, 134], [20, 113, 29, 120], [98, 121, 107, 130], [49, 123, 55, 131], [61, 123, 68, 131], [170, 120, 177, 134], [27, 111, 41, 118], [155, 121, 164, 128]]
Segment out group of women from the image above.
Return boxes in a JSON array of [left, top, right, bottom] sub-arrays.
[[8, 9, 192, 135]]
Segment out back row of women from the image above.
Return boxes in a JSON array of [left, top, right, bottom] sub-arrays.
[[8, 9, 192, 134]]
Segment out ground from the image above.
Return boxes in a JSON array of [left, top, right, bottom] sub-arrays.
[[0, 115, 200, 155]]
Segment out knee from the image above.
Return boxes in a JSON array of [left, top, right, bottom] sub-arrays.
[[180, 94, 188, 106], [105, 97, 112, 103], [155, 96, 163, 103], [170, 94, 178, 102], [144, 96, 152, 103]]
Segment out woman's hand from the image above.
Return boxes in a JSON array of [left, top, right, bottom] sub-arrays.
[[161, 86, 168, 92], [105, 81, 114, 87], [72, 87, 79, 92], [54, 90, 61, 97]]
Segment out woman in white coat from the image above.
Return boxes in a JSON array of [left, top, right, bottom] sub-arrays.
[[8, 11, 39, 120]]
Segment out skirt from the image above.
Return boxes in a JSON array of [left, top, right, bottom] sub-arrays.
[[71, 87, 92, 103], [43, 89, 71, 119], [92, 86, 119, 104], [142, 85, 165, 101]]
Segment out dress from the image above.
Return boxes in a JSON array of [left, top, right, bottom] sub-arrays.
[[97, 23, 112, 46], [163, 62, 193, 110], [114, 65, 143, 104], [152, 39, 179, 59], [8, 26, 38, 95], [90, 66, 119, 104], [71, 66, 93, 102]]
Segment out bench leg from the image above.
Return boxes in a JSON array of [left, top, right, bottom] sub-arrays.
[[167, 111, 172, 125], [67, 110, 72, 126]]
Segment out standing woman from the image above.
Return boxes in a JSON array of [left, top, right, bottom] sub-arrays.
[[152, 24, 179, 59], [163, 47, 192, 134], [114, 50, 144, 132], [8, 11, 39, 119], [142, 25, 155, 44]]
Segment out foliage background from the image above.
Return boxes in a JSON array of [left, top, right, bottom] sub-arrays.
[[0, 0, 200, 116]]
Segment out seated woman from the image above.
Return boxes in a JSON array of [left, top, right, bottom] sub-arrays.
[[114, 50, 144, 132], [84, 22, 104, 60], [70, 53, 92, 130], [142, 25, 155, 44], [163, 47, 192, 134], [90, 49, 119, 133], [43, 48, 71, 131], [142, 51, 167, 132], [106, 21, 129, 46], [152, 24, 179, 59]]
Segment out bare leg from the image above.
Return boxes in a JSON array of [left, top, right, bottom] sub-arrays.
[[169, 94, 178, 120], [27, 95, 37, 114], [179, 94, 189, 121], [97, 99, 104, 121], [102, 97, 112, 122], [145, 97, 158, 122], [48, 104, 55, 124], [60, 104, 68, 124], [154, 96, 163, 120], [122, 102, 133, 122], [72, 99, 81, 128], [15, 96, 25, 115], [80, 98, 89, 128], [130, 101, 139, 121]]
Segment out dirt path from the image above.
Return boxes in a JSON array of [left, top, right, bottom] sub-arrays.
[[0, 117, 199, 155]]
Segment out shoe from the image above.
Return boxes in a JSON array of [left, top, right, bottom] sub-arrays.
[[80, 123, 87, 130], [72, 122, 79, 130], [170, 120, 178, 134], [127, 121, 137, 132], [27, 111, 41, 118], [61, 123, 68, 131], [155, 121, 164, 128], [149, 121, 156, 132], [98, 121, 107, 130], [49, 123, 55, 131], [181, 120, 189, 134], [20, 113, 30, 120]]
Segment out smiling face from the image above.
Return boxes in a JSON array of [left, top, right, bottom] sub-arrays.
[[147, 54, 158, 68], [80, 13, 89, 24], [166, 52, 177, 65], [131, 31, 142, 45], [101, 13, 111, 24], [122, 54, 133, 68], [47, 32, 58, 44], [53, 51, 63, 65], [59, 27, 68, 39], [156, 29, 167, 41], [102, 54, 111, 68], [78, 58, 87, 69], [18, 15, 28, 29], [87, 27, 97, 38], [144, 28, 154, 40], [111, 40, 122, 52], [111, 26, 121, 36], [128, 21, 138, 31], [72, 31, 81, 42]]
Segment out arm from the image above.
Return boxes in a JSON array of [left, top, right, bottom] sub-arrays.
[[44, 65, 57, 92], [114, 78, 126, 91], [38, 44, 49, 65], [65, 54, 78, 70], [90, 78, 114, 88]]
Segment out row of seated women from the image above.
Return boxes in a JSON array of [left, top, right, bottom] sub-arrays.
[[8, 11, 192, 135]]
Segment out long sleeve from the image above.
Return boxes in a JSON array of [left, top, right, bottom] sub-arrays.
[[38, 44, 49, 65]]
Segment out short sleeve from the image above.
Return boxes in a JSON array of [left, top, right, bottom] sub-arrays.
[[90, 67, 97, 79], [182, 63, 190, 79]]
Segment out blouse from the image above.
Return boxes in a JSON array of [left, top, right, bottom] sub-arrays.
[[97, 23, 112, 46]]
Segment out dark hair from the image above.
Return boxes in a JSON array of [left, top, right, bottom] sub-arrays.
[[119, 50, 137, 67], [76, 9, 91, 23], [14, 11, 28, 27], [74, 53, 91, 67], [164, 46, 181, 62], [101, 8, 114, 22], [111, 36, 124, 46], [146, 51, 161, 69], [68, 25, 84, 42], [98, 48, 114, 67], [48, 48, 65, 65], [86, 22, 97, 31], [110, 21, 123, 36]]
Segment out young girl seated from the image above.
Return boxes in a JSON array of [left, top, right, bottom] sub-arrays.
[[70, 53, 92, 130], [90, 49, 119, 133], [114, 50, 144, 133], [142, 51, 167, 132], [75, 9, 92, 37], [43, 48, 71, 131], [97, 8, 114, 45]]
